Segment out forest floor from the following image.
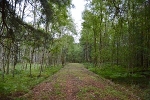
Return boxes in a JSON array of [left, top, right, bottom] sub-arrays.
[[20, 63, 140, 100]]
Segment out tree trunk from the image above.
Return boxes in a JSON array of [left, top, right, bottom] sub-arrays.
[[29, 48, 34, 77], [39, 48, 45, 76], [94, 31, 97, 67], [6, 48, 10, 74], [12, 43, 18, 77], [1, 47, 5, 80]]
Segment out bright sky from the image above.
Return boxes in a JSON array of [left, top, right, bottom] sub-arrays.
[[70, 0, 86, 43]]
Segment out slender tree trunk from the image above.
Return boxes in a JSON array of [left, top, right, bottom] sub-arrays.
[[29, 47, 34, 77], [98, 3, 103, 66], [86, 42, 88, 62], [6, 47, 11, 74], [21, 0, 27, 20], [12, 43, 18, 77], [39, 48, 45, 76], [94, 31, 97, 67], [12, 55, 16, 77], [116, 38, 119, 66], [2, 47, 5, 80]]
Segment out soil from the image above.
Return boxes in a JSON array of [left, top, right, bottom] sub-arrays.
[[21, 63, 141, 100]]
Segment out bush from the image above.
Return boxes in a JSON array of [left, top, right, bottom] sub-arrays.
[[0, 64, 62, 98], [144, 82, 150, 100], [84, 63, 150, 99]]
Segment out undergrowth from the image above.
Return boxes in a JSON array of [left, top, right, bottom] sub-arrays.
[[84, 63, 150, 99], [0, 64, 62, 99]]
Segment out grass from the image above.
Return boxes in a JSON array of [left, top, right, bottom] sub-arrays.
[[0, 63, 62, 99], [84, 63, 150, 99], [77, 85, 128, 100]]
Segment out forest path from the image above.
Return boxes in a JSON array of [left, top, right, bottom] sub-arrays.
[[23, 63, 139, 100]]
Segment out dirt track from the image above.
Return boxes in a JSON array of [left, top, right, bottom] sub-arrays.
[[23, 63, 140, 100]]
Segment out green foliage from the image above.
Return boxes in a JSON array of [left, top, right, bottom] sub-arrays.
[[77, 84, 128, 100], [87, 64, 127, 78], [66, 43, 83, 63], [86, 63, 149, 81], [80, 0, 150, 68], [85, 63, 150, 99], [0, 64, 62, 98], [144, 82, 150, 100], [22, 56, 30, 63]]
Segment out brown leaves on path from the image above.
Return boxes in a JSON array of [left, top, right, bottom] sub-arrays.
[[22, 63, 140, 100]]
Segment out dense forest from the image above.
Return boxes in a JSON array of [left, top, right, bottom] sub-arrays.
[[0, 0, 77, 78], [79, 0, 150, 99], [0, 0, 150, 99], [80, 0, 150, 68], [0, 0, 77, 99]]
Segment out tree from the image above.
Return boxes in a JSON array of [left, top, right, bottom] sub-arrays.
[[0, 0, 73, 78], [80, 0, 150, 70]]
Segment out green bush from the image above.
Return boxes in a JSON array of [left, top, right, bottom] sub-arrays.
[[0, 64, 62, 98], [144, 82, 150, 100], [84, 63, 150, 99]]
